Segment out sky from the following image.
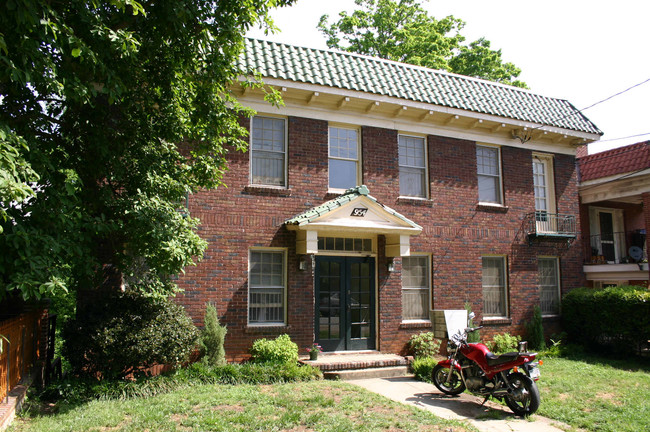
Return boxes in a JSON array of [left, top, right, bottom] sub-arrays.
[[247, 0, 650, 154]]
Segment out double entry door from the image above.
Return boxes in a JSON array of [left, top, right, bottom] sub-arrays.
[[315, 256, 375, 352]]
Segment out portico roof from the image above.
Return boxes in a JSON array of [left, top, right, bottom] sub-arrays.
[[285, 185, 421, 256]]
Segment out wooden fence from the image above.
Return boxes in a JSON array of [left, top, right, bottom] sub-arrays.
[[0, 308, 47, 401]]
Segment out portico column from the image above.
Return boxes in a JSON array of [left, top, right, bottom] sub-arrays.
[[642, 192, 650, 286]]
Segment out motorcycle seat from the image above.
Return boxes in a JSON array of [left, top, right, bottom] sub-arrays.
[[485, 351, 520, 366]]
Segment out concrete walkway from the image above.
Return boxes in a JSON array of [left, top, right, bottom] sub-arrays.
[[349, 376, 569, 432]]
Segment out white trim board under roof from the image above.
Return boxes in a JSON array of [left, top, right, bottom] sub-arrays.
[[238, 38, 602, 149]]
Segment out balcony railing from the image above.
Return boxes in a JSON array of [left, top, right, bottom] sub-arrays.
[[525, 212, 577, 240], [585, 230, 647, 264]]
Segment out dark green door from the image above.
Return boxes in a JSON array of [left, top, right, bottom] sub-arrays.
[[315, 256, 375, 351]]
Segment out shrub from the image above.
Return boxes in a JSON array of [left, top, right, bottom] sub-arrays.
[[488, 333, 521, 354], [411, 357, 437, 382], [464, 302, 481, 343], [200, 303, 227, 366], [563, 285, 650, 355], [249, 334, 298, 364], [525, 305, 546, 350], [62, 291, 199, 379], [408, 332, 441, 358]]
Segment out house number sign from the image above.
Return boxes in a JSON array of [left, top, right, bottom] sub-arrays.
[[351, 208, 368, 217]]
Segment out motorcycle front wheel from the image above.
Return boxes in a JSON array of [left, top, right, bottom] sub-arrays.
[[504, 372, 540, 416], [432, 364, 466, 395]]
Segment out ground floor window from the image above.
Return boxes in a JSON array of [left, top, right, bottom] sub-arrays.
[[482, 256, 508, 317], [249, 249, 286, 324], [538, 257, 560, 315], [401, 255, 430, 320]]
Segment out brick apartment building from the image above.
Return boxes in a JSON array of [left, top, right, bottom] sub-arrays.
[[175, 39, 602, 360]]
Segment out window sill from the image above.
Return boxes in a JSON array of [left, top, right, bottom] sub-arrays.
[[480, 317, 512, 326], [542, 314, 561, 321], [399, 320, 432, 329], [245, 324, 290, 334], [244, 185, 292, 197], [397, 196, 433, 207], [476, 202, 509, 213]]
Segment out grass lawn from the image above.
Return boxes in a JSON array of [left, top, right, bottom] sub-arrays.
[[536, 352, 650, 432], [11, 381, 475, 432]]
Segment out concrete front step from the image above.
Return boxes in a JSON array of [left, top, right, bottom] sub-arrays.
[[324, 365, 410, 380], [300, 352, 411, 381]]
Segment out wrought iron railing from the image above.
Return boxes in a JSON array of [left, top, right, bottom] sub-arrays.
[[525, 212, 577, 238], [585, 231, 647, 264]]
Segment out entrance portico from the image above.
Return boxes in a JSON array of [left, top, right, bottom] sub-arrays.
[[285, 185, 422, 351]]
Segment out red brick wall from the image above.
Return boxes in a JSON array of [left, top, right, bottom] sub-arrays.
[[175, 116, 584, 360]]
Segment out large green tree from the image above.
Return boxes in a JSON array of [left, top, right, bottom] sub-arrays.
[[318, 0, 526, 88], [0, 0, 293, 301]]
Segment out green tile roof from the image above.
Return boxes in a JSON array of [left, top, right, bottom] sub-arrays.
[[285, 185, 421, 229], [241, 38, 602, 136]]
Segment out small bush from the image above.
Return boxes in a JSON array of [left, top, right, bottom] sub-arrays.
[[200, 303, 227, 366], [525, 305, 546, 350], [408, 332, 441, 358], [249, 334, 298, 364], [488, 333, 521, 354], [563, 285, 650, 355], [62, 291, 199, 379], [411, 357, 437, 382], [541, 332, 567, 358]]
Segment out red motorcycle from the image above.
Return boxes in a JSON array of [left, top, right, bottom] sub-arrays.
[[432, 319, 541, 416]]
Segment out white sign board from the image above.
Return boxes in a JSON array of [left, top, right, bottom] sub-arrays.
[[444, 310, 468, 339]]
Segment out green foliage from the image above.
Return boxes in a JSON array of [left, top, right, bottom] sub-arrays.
[[249, 334, 299, 364], [318, 0, 526, 87], [411, 357, 437, 383], [525, 305, 546, 351], [540, 332, 568, 359], [407, 332, 441, 358], [488, 333, 521, 354], [562, 285, 650, 355], [199, 303, 227, 366], [0, 0, 295, 301], [464, 302, 480, 342], [62, 291, 199, 379], [37, 361, 322, 405]]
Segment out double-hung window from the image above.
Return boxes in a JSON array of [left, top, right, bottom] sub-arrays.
[[249, 249, 286, 325], [401, 255, 430, 320], [399, 135, 427, 198], [533, 154, 556, 232], [538, 258, 560, 315], [477, 145, 503, 204], [329, 126, 360, 190], [251, 116, 286, 187], [482, 256, 508, 317]]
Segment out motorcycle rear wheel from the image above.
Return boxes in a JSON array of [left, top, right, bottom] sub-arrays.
[[504, 372, 540, 416], [432, 364, 466, 395]]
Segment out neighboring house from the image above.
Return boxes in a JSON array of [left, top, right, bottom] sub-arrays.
[[577, 141, 650, 287], [175, 39, 602, 360]]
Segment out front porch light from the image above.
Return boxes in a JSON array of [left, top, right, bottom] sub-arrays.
[[387, 257, 395, 273], [299, 255, 309, 271]]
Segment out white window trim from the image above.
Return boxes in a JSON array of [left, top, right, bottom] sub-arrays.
[[328, 124, 361, 192], [248, 248, 287, 326], [481, 255, 509, 319], [532, 152, 556, 214], [249, 115, 288, 188], [477, 144, 504, 206], [401, 254, 432, 323], [398, 133, 429, 199], [538, 256, 561, 317]]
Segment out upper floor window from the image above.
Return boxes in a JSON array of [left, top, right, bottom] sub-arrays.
[[477, 145, 502, 204], [538, 257, 560, 315], [482, 256, 508, 317], [329, 126, 360, 190], [249, 249, 286, 325], [533, 154, 557, 232], [399, 135, 427, 198], [401, 255, 431, 321], [251, 116, 286, 187]]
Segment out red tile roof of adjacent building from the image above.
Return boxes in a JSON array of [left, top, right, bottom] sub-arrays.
[[577, 141, 650, 182]]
